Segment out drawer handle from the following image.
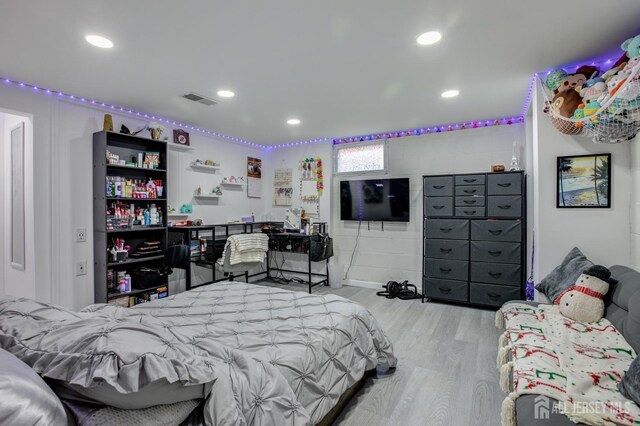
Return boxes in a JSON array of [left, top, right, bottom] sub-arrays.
[[463, 210, 477, 215], [497, 183, 512, 187], [439, 248, 452, 254], [488, 272, 503, 278], [463, 178, 476, 183], [433, 185, 445, 189], [439, 267, 452, 273], [488, 250, 502, 257], [438, 287, 452, 294], [463, 200, 477, 205], [489, 230, 503, 235], [433, 205, 445, 210], [487, 293, 502, 300], [440, 228, 452, 233], [463, 189, 477, 194], [498, 205, 512, 210]]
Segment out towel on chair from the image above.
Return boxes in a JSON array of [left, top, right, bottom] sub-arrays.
[[220, 233, 269, 266]]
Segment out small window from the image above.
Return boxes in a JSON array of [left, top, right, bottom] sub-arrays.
[[335, 141, 386, 174]]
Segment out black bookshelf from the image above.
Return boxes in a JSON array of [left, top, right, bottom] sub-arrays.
[[93, 131, 169, 306]]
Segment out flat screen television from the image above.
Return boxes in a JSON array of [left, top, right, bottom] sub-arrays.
[[340, 178, 410, 222]]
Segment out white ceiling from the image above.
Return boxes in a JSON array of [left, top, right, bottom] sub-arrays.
[[1, 1, 640, 145]]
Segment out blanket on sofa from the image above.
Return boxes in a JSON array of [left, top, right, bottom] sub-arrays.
[[496, 303, 640, 426]]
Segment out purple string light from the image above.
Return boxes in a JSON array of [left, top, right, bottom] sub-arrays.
[[0, 76, 261, 148]]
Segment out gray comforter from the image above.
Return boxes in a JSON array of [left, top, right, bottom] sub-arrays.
[[83, 281, 397, 424]]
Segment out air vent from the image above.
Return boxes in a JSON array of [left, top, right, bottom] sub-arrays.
[[181, 92, 217, 106]]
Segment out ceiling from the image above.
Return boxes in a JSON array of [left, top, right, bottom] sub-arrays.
[[2, 1, 640, 145]]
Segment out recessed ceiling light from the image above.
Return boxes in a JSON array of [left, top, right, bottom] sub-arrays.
[[416, 31, 442, 46], [287, 118, 301, 125], [85, 34, 113, 49], [217, 90, 235, 98], [441, 90, 459, 98]]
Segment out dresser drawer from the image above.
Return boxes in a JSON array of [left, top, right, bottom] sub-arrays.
[[455, 174, 485, 186], [425, 239, 469, 260], [488, 173, 522, 195], [470, 262, 521, 286], [456, 185, 485, 196], [455, 207, 485, 218], [424, 197, 453, 217], [471, 220, 522, 242], [471, 241, 521, 264], [425, 259, 469, 281], [487, 196, 522, 217], [424, 278, 468, 302], [470, 283, 521, 307], [424, 176, 454, 196], [425, 219, 469, 240], [456, 196, 485, 207]]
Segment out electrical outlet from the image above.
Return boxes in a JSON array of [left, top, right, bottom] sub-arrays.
[[75, 228, 86, 242], [76, 260, 87, 276]]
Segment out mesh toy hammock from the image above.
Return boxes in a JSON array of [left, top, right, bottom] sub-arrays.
[[540, 62, 640, 144]]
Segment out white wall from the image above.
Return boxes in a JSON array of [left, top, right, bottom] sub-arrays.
[[532, 86, 632, 280], [1, 111, 35, 299], [330, 125, 525, 288], [0, 81, 273, 310]]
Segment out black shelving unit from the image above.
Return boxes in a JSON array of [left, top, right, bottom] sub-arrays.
[[93, 131, 169, 306]]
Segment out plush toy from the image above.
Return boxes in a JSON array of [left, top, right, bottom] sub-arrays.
[[607, 73, 628, 97], [556, 265, 613, 323], [547, 88, 584, 135], [580, 77, 606, 103], [622, 35, 640, 60], [545, 69, 568, 92], [553, 65, 600, 95]]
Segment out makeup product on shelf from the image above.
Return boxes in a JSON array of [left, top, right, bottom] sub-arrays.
[[137, 152, 144, 168]]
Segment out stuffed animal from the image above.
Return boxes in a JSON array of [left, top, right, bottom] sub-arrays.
[[553, 65, 600, 95], [580, 77, 606, 103], [556, 265, 612, 323], [547, 88, 584, 135], [545, 69, 568, 93], [622, 35, 640, 60]]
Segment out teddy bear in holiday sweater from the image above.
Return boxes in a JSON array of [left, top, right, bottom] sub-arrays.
[[556, 265, 614, 323]]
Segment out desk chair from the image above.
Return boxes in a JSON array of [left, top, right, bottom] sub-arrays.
[[215, 234, 268, 282]]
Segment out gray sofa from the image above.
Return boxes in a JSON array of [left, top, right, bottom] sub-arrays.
[[508, 265, 640, 426]]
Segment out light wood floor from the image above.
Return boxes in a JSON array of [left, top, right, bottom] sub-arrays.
[[259, 281, 503, 426]]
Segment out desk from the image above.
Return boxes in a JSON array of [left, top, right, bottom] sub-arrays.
[[168, 222, 328, 293]]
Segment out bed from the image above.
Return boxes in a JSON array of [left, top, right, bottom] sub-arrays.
[[0, 281, 397, 425]]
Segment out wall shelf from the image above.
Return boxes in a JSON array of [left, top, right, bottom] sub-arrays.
[[190, 162, 221, 172], [220, 182, 246, 187], [168, 143, 194, 152], [193, 194, 221, 199], [107, 255, 164, 267]]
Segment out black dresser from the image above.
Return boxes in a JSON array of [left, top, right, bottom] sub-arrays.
[[422, 171, 526, 308]]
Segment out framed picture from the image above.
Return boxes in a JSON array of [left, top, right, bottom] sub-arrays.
[[173, 129, 190, 146], [557, 153, 611, 208]]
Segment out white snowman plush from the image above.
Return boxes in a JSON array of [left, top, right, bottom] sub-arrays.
[[556, 265, 612, 323]]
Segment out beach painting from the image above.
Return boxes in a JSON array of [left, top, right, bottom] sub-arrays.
[[557, 154, 611, 208]]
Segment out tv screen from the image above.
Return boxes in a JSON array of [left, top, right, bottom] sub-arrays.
[[340, 178, 410, 222]]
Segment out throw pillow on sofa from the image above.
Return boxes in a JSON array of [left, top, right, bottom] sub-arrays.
[[535, 247, 594, 303], [620, 355, 640, 405]]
